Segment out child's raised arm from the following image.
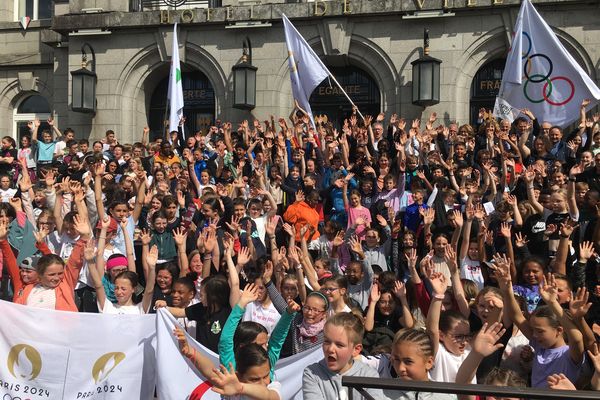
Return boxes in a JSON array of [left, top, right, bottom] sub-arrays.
[[174, 326, 217, 381], [426, 272, 448, 357], [455, 322, 506, 400], [141, 245, 158, 313], [494, 253, 532, 339]]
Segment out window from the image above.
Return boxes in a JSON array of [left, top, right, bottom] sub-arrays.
[[15, 0, 52, 21], [13, 95, 52, 140]]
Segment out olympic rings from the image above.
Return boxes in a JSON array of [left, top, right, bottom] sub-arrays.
[[524, 74, 552, 103], [520, 30, 575, 106], [543, 76, 575, 106], [524, 53, 553, 83], [521, 31, 532, 59]]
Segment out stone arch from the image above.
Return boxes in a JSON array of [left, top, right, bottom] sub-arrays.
[[116, 43, 227, 143], [0, 77, 54, 135], [273, 34, 397, 116]]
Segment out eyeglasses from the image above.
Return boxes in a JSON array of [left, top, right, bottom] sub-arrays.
[[302, 306, 325, 314], [320, 287, 339, 293], [449, 333, 473, 343]]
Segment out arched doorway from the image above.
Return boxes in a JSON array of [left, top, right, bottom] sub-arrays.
[[469, 59, 505, 124], [149, 67, 215, 140], [13, 94, 52, 140], [309, 66, 381, 129]]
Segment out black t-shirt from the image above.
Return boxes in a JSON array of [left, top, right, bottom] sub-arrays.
[[0, 149, 17, 174], [521, 213, 547, 256], [148, 286, 172, 314], [546, 212, 569, 240], [185, 303, 231, 353]]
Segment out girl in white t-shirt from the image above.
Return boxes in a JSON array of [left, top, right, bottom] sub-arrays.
[[86, 219, 158, 315], [458, 205, 484, 290], [426, 271, 475, 384]]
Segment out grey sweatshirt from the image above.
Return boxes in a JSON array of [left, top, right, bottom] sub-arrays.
[[303, 359, 384, 400]]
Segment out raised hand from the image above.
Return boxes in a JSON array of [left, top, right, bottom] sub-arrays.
[[452, 210, 463, 229], [173, 327, 192, 358], [587, 342, 600, 373], [239, 283, 259, 308], [33, 225, 49, 243], [559, 218, 578, 239], [500, 222, 512, 238], [173, 227, 187, 247], [538, 273, 558, 304], [237, 247, 250, 267], [405, 248, 418, 268], [471, 322, 507, 357], [83, 239, 97, 262], [211, 364, 244, 397], [393, 280, 407, 299], [568, 287, 592, 320], [140, 228, 152, 246], [348, 235, 363, 255], [331, 231, 345, 247], [147, 245, 159, 268], [547, 374, 576, 391], [514, 232, 529, 248], [428, 272, 447, 295], [579, 241, 596, 262], [265, 216, 277, 238], [369, 284, 381, 304], [444, 245, 458, 274], [73, 214, 91, 238], [286, 298, 301, 314], [491, 253, 512, 290], [375, 214, 388, 228]]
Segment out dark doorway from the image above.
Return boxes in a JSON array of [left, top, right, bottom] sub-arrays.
[[309, 66, 381, 129], [149, 67, 215, 140], [470, 59, 505, 125]]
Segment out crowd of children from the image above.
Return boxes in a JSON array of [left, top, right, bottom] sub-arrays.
[[1, 102, 600, 399]]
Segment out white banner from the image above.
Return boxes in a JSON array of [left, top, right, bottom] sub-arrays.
[[494, 0, 600, 126], [156, 309, 323, 400], [0, 300, 156, 400]]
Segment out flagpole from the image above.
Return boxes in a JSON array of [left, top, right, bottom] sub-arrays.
[[283, 14, 366, 122]]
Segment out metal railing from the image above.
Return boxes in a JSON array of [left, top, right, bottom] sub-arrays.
[[342, 376, 600, 400]]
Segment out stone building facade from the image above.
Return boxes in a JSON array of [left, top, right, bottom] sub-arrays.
[[0, 0, 598, 143]]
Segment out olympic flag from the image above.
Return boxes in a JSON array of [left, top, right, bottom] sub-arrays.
[[168, 22, 184, 138], [494, 0, 600, 126], [282, 14, 330, 127]]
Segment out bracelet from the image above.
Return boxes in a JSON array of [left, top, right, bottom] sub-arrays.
[[559, 234, 570, 239], [98, 236, 107, 239], [433, 294, 445, 300], [568, 177, 576, 182], [296, 264, 303, 270], [203, 255, 212, 260]]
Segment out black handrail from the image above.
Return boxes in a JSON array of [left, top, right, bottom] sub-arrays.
[[342, 376, 600, 400]]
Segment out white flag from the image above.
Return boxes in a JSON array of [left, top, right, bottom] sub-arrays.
[[168, 22, 184, 137], [0, 300, 156, 400], [282, 14, 330, 127], [155, 308, 324, 400], [494, 0, 600, 126]]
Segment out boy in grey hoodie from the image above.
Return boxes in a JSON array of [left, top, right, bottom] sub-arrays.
[[303, 312, 384, 400]]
